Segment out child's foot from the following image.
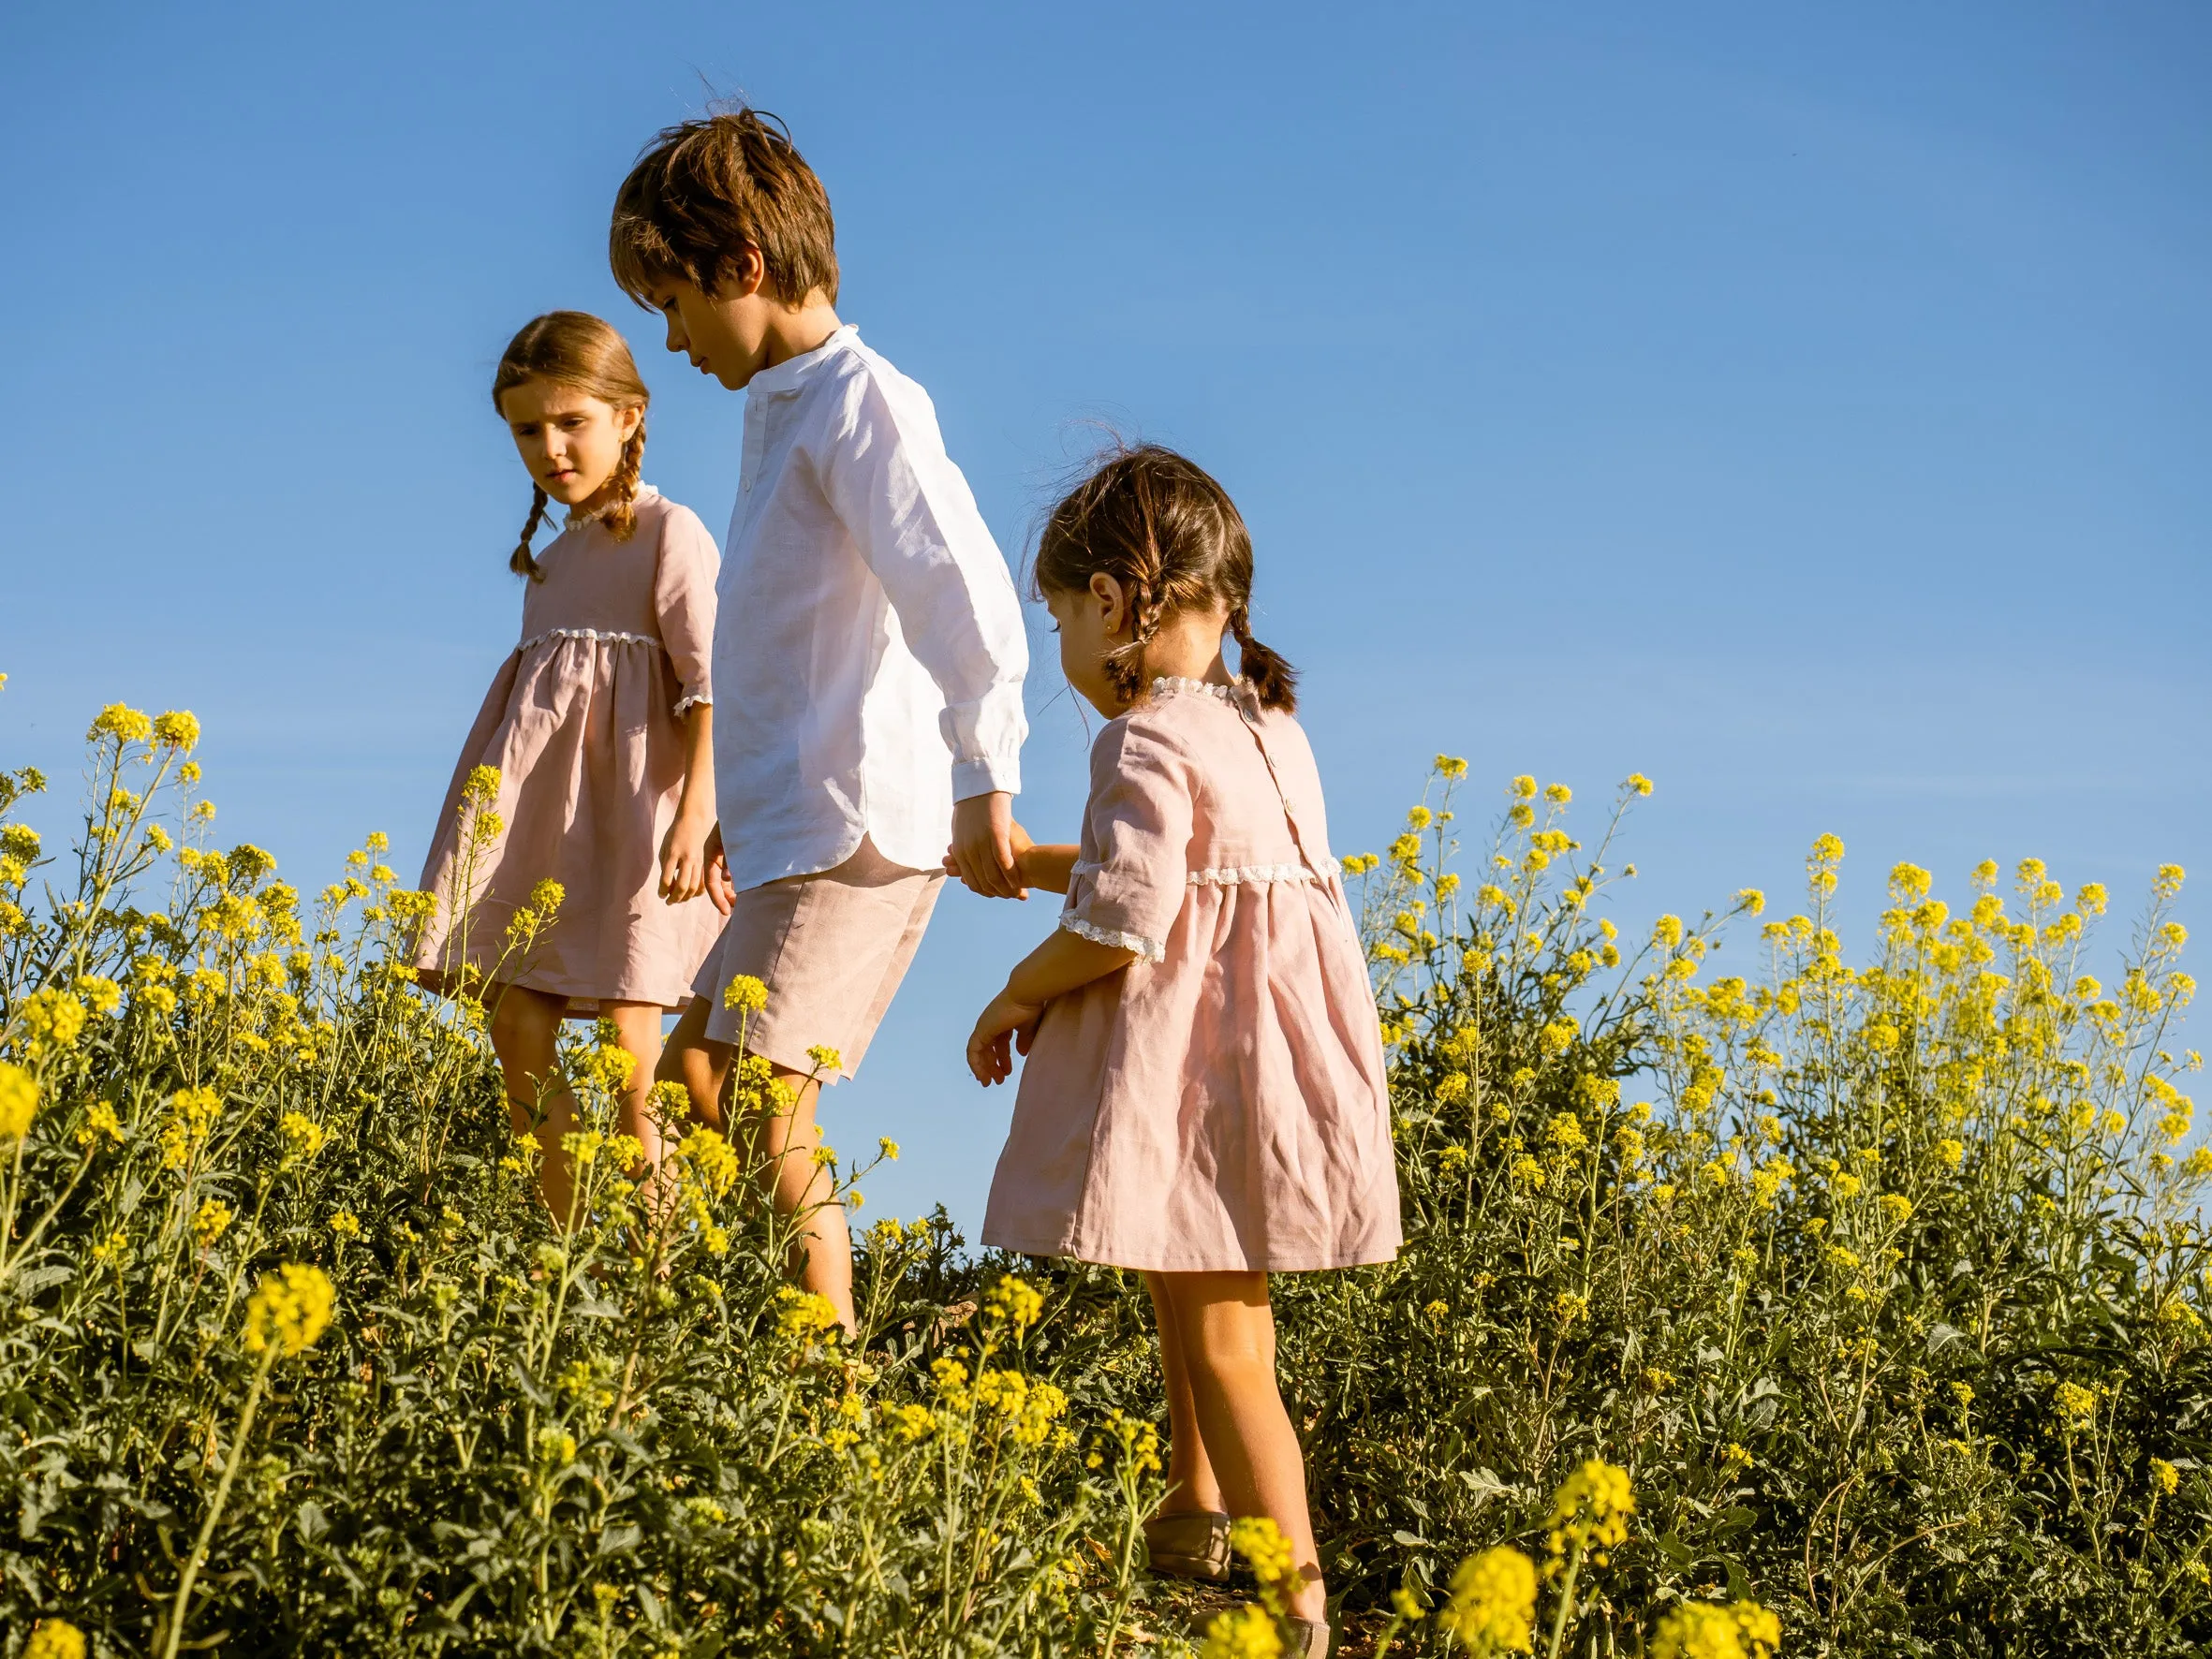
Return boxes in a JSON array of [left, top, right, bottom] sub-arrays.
[[1284, 1614, 1330, 1657], [1142, 1510, 1231, 1581]]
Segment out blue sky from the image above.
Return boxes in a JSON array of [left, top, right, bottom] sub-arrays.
[[4, 2, 2205, 1230]]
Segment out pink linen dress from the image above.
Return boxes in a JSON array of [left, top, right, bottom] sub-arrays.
[[415, 487, 723, 1014], [982, 676, 1402, 1273]]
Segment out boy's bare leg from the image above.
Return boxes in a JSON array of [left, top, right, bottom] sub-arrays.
[[1153, 1271, 1326, 1623], [757, 1062, 852, 1332], [1144, 1271, 1227, 1517], [656, 996, 732, 1129], [655, 1001, 853, 1332], [487, 984, 582, 1229]]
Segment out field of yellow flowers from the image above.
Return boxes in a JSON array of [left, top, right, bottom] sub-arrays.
[[2, 705, 2205, 1657]]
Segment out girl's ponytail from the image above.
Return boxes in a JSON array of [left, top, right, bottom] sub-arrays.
[[511, 486, 551, 580], [601, 421, 647, 543], [1230, 605, 1299, 712]]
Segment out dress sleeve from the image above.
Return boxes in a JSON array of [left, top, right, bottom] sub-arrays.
[[653, 504, 720, 716], [1059, 721, 1193, 963], [812, 369, 1029, 800]]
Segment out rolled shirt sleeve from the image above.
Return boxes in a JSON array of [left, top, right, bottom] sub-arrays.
[[652, 503, 720, 716], [815, 374, 1029, 800], [1060, 722, 1194, 962]]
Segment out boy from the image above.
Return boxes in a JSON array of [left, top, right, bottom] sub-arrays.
[[610, 108, 1029, 1330]]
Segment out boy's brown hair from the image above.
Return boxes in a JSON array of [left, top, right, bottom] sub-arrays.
[[609, 108, 839, 307]]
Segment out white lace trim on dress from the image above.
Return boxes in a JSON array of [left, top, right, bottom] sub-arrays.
[[517, 626, 663, 654], [1059, 911, 1166, 962], [671, 694, 714, 718], [1187, 861, 1317, 887], [1149, 675, 1249, 703]]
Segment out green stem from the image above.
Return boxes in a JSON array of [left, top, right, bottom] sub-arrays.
[[1543, 1541, 1585, 1659], [162, 1345, 274, 1659]]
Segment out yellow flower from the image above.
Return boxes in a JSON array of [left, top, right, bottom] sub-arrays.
[[20, 987, 87, 1055], [1735, 888, 1765, 916], [1878, 1193, 1913, 1225], [1654, 1601, 1780, 1659], [1545, 1112, 1587, 1152], [680, 1126, 741, 1198], [1547, 1459, 1635, 1564], [160, 1085, 223, 1170], [1228, 1515, 1300, 1591], [805, 1043, 844, 1073], [537, 1427, 578, 1465], [1553, 1291, 1588, 1329], [1653, 915, 1684, 949], [2151, 1458, 2179, 1495], [329, 1210, 362, 1242], [0, 1062, 38, 1139], [88, 703, 155, 744], [1437, 1545, 1537, 1652], [279, 1110, 330, 1164], [776, 1287, 841, 1343], [1436, 755, 1469, 779], [24, 1619, 87, 1659], [985, 1273, 1044, 1333], [1544, 783, 1571, 805], [192, 1197, 234, 1247], [2053, 1381, 2097, 1429], [722, 974, 769, 1014], [243, 1263, 335, 1358], [878, 1137, 901, 1161], [154, 710, 201, 750], [1199, 1604, 1283, 1659], [1932, 1138, 1965, 1171], [1512, 775, 1538, 800], [1625, 772, 1655, 797]]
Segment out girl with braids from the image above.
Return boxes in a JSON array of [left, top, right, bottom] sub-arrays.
[[414, 311, 724, 1226], [967, 446, 1397, 1657]]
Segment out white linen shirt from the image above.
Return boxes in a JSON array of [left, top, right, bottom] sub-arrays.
[[713, 325, 1028, 890]]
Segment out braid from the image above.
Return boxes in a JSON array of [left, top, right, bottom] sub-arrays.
[[603, 420, 647, 542], [509, 486, 551, 580], [1230, 604, 1300, 712]]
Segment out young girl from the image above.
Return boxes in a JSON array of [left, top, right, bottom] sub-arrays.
[[967, 447, 1400, 1658], [416, 311, 725, 1226]]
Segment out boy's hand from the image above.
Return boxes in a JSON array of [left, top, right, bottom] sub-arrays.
[[966, 986, 1045, 1086], [703, 823, 734, 916], [951, 792, 1026, 900]]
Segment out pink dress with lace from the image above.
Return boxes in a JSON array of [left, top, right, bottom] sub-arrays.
[[982, 677, 1402, 1273], [414, 487, 724, 1013]]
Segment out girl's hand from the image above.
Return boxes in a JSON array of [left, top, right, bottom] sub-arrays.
[[659, 813, 713, 903], [966, 987, 1045, 1086]]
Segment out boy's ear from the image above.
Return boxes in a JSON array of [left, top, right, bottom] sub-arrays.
[[726, 244, 768, 301]]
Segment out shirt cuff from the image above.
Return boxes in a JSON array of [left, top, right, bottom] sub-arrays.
[[951, 753, 1020, 801]]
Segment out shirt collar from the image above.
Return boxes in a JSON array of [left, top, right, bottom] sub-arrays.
[[745, 323, 858, 398]]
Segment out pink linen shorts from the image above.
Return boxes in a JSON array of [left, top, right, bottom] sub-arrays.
[[689, 836, 943, 1082]]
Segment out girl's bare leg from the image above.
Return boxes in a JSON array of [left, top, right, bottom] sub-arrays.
[[599, 999, 670, 1184], [1145, 1271, 1226, 1517], [1153, 1270, 1326, 1622], [654, 1001, 853, 1332], [487, 984, 582, 1228]]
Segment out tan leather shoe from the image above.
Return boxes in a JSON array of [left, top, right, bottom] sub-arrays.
[[1141, 1509, 1232, 1580], [1286, 1614, 1331, 1657]]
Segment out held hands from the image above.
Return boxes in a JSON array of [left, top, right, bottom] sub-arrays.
[[663, 818, 735, 915], [950, 792, 1027, 900], [966, 986, 1045, 1086]]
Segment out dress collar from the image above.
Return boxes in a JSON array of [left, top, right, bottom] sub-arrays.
[[745, 324, 859, 398], [1149, 675, 1252, 706]]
